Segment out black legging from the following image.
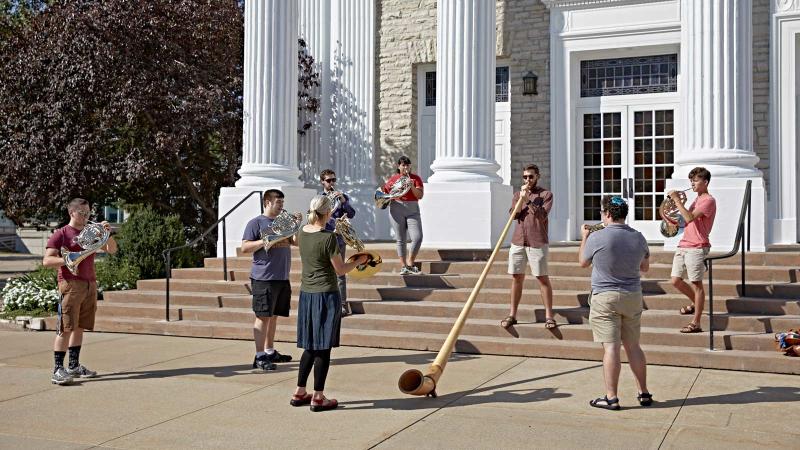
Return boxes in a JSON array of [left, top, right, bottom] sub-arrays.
[[297, 349, 332, 392]]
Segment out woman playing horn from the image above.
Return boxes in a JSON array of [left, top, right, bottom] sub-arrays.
[[291, 195, 368, 412], [382, 156, 424, 275]]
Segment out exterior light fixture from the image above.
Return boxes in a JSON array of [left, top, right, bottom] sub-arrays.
[[523, 71, 538, 96]]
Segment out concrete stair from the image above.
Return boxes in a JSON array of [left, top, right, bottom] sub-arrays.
[[93, 245, 800, 374]]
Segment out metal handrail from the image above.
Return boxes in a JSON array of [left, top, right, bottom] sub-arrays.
[[162, 190, 263, 321], [705, 179, 752, 351]]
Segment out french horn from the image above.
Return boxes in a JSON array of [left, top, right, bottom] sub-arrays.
[[584, 222, 606, 234], [62, 222, 110, 275], [260, 209, 303, 251], [374, 176, 413, 209], [658, 188, 691, 238], [334, 217, 382, 279]]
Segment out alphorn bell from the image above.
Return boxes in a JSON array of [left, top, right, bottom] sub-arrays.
[[397, 193, 528, 397]]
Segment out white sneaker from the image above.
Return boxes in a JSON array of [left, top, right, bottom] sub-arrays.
[[399, 266, 412, 276], [51, 367, 74, 385], [408, 266, 422, 275]]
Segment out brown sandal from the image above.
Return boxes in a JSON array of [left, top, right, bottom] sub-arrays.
[[310, 397, 338, 412], [500, 316, 517, 329], [544, 318, 557, 329], [680, 322, 703, 333], [290, 393, 312, 407], [679, 304, 695, 315]]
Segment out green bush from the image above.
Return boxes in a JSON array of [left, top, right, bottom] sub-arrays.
[[95, 257, 140, 294], [113, 206, 195, 279]]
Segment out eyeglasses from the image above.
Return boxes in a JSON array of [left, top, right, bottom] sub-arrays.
[[73, 210, 91, 218], [522, 175, 537, 179], [324, 178, 337, 183]]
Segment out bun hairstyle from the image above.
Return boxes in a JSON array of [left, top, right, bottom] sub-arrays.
[[308, 195, 333, 224]]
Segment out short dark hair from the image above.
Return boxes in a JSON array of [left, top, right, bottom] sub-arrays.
[[319, 169, 335, 181], [601, 195, 628, 221], [396, 155, 412, 173], [523, 164, 539, 175], [263, 189, 284, 206], [688, 166, 711, 183], [67, 198, 89, 213]]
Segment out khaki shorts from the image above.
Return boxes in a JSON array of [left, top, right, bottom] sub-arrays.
[[507, 244, 548, 276], [589, 290, 643, 343], [671, 248, 710, 282], [57, 280, 97, 333]]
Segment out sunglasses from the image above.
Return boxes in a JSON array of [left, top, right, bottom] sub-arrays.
[[324, 178, 337, 183], [522, 174, 537, 179]]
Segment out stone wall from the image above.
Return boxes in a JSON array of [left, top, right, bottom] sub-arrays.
[[375, 1, 546, 184], [752, 0, 771, 196]]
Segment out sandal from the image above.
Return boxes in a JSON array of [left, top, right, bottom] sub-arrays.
[[637, 392, 653, 406], [680, 322, 703, 333], [544, 318, 557, 329], [310, 396, 338, 412], [500, 316, 517, 329], [290, 393, 312, 407], [679, 304, 695, 315], [589, 395, 620, 410]]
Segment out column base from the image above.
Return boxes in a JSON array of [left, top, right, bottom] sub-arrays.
[[419, 182, 513, 249], [216, 186, 317, 258], [769, 218, 798, 245], [235, 164, 304, 187], [663, 177, 766, 252]]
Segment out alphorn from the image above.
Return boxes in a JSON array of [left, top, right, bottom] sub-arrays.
[[397, 193, 528, 397]]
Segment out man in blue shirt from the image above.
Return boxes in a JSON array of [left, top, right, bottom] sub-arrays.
[[579, 196, 652, 410], [241, 189, 299, 371], [319, 169, 356, 316]]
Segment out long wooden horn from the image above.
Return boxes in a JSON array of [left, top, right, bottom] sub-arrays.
[[398, 193, 528, 397]]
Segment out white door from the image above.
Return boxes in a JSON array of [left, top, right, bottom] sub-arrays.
[[577, 103, 678, 240], [417, 65, 511, 184]]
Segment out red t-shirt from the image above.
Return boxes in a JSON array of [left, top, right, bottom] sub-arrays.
[[678, 194, 716, 249], [383, 173, 424, 202], [46, 225, 97, 282]]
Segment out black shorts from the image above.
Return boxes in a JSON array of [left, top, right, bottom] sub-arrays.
[[251, 279, 291, 317]]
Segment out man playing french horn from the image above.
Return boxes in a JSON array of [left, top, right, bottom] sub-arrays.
[[318, 169, 356, 316], [241, 189, 302, 371], [43, 198, 117, 385]]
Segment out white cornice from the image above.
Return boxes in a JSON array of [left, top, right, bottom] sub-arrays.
[[774, 0, 800, 13], [542, 0, 668, 9]]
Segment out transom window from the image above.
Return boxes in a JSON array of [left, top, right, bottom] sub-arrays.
[[424, 67, 510, 106], [580, 54, 678, 98]]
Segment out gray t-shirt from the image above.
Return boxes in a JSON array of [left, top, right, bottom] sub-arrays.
[[582, 223, 649, 293], [242, 215, 291, 281]]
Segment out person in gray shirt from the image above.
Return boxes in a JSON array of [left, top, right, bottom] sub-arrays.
[[578, 195, 651, 410]]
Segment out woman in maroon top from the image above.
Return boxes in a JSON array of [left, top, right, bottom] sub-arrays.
[[383, 156, 424, 275]]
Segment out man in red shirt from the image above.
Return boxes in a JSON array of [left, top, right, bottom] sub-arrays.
[[668, 167, 716, 333], [501, 164, 555, 330], [42, 198, 117, 384]]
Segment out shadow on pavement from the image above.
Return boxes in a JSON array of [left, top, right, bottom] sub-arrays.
[[648, 386, 800, 409]]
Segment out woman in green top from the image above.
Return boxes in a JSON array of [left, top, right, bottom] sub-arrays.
[[291, 195, 368, 412]]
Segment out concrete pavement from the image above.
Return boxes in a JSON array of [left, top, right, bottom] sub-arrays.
[[0, 329, 798, 449]]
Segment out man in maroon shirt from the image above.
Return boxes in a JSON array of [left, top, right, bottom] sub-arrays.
[[42, 198, 117, 385], [501, 164, 556, 330]]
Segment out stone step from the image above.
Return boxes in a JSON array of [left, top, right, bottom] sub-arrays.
[[94, 301, 799, 348], [173, 260, 799, 283], [137, 275, 793, 299], [103, 286, 800, 316], [88, 318, 800, 375]]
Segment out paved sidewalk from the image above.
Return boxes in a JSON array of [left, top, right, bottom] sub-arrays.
[[0, 330, 798, 449]]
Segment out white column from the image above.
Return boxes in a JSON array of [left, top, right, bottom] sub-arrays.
[[236, 0, 303, 187], [298, 0, 331, 187], [217, 1, 315, 257], [676, 0, 760, 178], [428, 0, 502, 183], [666, 0, 766, 251], [421, 0, 511, 248]]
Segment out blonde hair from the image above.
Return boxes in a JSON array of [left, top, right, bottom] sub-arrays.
[[308, 195, 332, 225]]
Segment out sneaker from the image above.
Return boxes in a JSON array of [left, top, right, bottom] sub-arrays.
[[341, 303, 351, 317], [399, 266, 412, 276], [407, 265, 422, 275], [51, 367, 74, 385], [254, 354, 277, 371], [66, 364, 97, 378], [267, 351, 292, 363]]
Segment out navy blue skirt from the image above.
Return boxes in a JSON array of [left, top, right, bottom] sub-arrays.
[[296, 290, 341, 350]]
